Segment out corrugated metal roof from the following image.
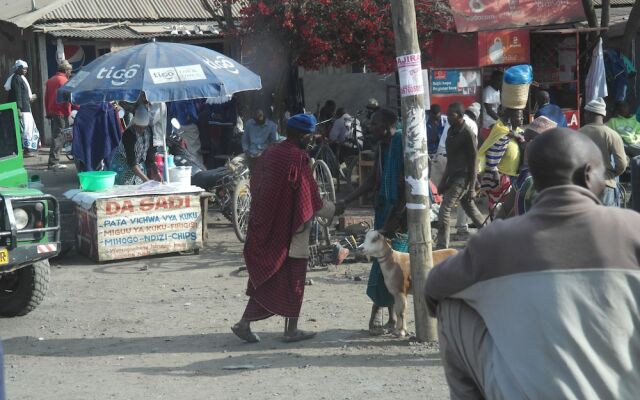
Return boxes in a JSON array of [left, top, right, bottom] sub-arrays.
[[592, 0, 635, 6], [35, 21, 223, 39], [0, 0, 58, 19], [5, 0, 244, 28], [41, 0, 243, 21]]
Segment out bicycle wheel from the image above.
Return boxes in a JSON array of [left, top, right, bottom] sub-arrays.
[[312, 159, 336, 227], [232, 179, 251, 242], [342, 155, 359, 191]]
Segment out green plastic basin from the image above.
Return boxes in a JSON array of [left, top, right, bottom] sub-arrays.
[[78, 171, 116, 192]]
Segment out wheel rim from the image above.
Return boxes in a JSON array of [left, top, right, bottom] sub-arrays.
[[313, 160, 335, 227], [235, 182, 251, 236]]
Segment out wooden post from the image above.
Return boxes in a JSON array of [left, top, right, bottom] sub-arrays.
[[390, 0, 437, 341]]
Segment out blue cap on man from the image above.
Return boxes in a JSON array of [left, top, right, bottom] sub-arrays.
[[287, 113, 317, 133]]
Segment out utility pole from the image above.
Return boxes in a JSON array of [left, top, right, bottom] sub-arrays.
[[390, 0, 436, 341]]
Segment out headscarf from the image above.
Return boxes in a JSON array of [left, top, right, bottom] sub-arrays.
[[4, 60, 28, 91]]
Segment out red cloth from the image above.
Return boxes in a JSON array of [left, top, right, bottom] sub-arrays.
[[244, 140, 322, 289], [242, 257, 308, 320], [44, 72, 71, 117]]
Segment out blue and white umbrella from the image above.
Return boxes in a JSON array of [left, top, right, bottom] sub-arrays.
[[58, 41, 262, 105], [585, 38, 608, 103]]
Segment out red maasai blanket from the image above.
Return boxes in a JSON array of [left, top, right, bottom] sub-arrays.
[[244, 140, 323, 289]]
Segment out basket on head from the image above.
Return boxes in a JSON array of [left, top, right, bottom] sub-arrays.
[[502, 64, 533, 110], [502, 83, 530, 109]]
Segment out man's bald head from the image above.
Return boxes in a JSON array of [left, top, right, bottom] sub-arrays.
[[535, 90, 550, 107], [527, 128, 606, 196]]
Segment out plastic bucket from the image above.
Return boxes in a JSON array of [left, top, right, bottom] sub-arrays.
[[78, 171, 116, 192], [169, 166, 192, 186]]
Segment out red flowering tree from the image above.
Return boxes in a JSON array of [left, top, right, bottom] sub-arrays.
[[223, 0, 453, 73]]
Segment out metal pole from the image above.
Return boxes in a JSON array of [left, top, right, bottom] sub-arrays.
[[390, 0, 436, 341]]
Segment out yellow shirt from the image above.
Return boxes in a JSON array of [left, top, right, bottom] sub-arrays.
[[478, 120, 521, 177]]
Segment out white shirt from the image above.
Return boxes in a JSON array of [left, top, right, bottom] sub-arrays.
[[437, 115, 478, 155], [329, 114, 353, 143], [482, 86, 501, 129]]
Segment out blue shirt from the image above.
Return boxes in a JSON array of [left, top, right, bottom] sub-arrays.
[[168, 100, 201, 126], [426, 114, 446, 154], [242, 119, 278, 157], [535, 103, 568, 128]]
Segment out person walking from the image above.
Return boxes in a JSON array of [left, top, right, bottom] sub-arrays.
[[580, 98, 628, 207], [5, 59, 38, 155], [435, 103, 485, 249], [44, 60, 73, 170], [481, 70, 503, 139], [335, 108, 406, 335], [232, 113, 334, 343], [426, 128, 640, 399]]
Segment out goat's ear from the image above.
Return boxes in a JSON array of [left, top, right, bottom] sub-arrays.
[[385, 238, 392, 246]]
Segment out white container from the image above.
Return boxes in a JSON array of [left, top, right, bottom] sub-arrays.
[[169, 166, 192, 187]]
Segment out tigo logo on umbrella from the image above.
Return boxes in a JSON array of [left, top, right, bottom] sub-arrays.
[[96, 64, 141, 86]]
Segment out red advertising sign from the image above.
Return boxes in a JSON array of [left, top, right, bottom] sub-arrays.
[[449, 0, 586, 33], [564, 109, 580, 130], [478, 30, 530, 66]]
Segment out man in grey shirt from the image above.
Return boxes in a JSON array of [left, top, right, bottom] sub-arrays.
[[579, 97, 627, 207], [242, 109, 278, 170], [426, 129, 640, 399]]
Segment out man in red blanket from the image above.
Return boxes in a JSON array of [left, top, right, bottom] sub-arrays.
[[232, 113, 334, 343]]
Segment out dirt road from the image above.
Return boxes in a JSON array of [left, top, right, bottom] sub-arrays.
[[1, 221, 448, 400]]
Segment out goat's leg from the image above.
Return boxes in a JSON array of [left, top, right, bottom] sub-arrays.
[[392, 293, 407, 337], [400, 294, 409, 335]]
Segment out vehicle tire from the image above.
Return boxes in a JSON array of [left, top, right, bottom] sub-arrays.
[[0, 260, 50, 317], [232, 179, 251, 242], [312, 159, 336, 227]]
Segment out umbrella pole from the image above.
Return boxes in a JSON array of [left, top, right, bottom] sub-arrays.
[[163, 134, 170, 184]]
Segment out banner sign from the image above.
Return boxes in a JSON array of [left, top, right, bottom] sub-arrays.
[[478, 30, 530, 66], [397, 53, 424, 97], [94, 194, 202, 261], [449, 0, 585, 33], [431, 69, 481, 96]]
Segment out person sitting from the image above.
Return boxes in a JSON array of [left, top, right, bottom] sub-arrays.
[[328, 107, 358, 162], [241, 109, 278, 171], [607, 101, 640, 157], [425, 128, 640, 399], [534, 90, 568, 127], [109, 106, 161, 185]]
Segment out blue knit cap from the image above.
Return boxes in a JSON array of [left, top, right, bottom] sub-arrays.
[[287, 113, 317, 133]]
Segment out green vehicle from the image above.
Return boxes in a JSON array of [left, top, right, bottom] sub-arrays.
[[0, 102, 60, 317]]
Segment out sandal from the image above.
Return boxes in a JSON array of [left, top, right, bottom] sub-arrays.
[[282, 329, 316, 343], [368, 325, 384, 336], [231, 324, 260, 343]]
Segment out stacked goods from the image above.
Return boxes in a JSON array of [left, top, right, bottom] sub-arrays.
[[502, 65, 533, 109]]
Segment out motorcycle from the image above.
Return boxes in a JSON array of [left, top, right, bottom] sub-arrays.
[[167, 119, 251, 243]]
